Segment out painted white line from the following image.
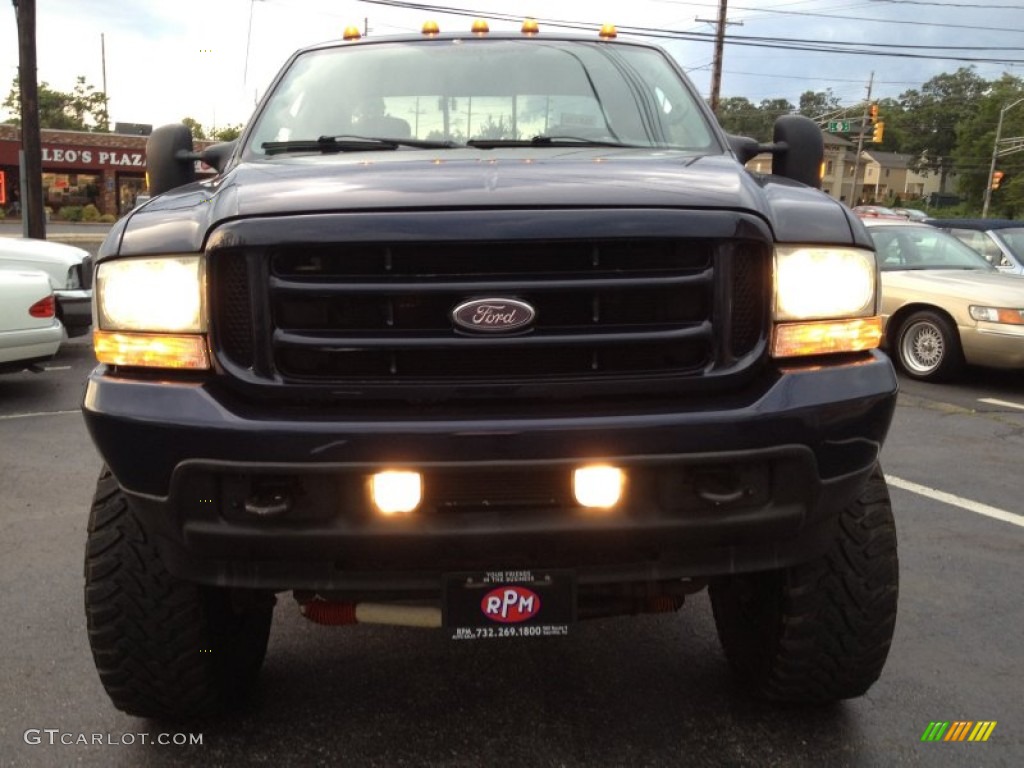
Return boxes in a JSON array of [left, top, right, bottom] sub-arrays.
[[978, 397, 1024, 412], [887, 475, 1024, 530], [42, 365, 72, 371], [0, 410, 80, 421]]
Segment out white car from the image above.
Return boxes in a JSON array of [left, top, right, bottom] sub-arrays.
[[0, 270, 63, 373], [0, 237, 92, 337]]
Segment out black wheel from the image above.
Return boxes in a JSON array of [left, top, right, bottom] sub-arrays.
[[84, 467, 274, 719], [895, 310, 963, 381], [708, 464, 898, 703]]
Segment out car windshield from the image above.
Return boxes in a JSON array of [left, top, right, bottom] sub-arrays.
[[870, 226, 997, 271], [998, 228, 1024, 255], [246, 38, 717, 155]]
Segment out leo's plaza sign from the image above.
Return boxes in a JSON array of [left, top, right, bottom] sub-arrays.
[[41, 146, 146, 167]]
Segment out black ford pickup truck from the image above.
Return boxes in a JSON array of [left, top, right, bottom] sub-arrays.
[[82, 23, 899, 719]]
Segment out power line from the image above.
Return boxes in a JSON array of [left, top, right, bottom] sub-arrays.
[[358, 0, 1024, 65], [869, 0, 1022, 8]]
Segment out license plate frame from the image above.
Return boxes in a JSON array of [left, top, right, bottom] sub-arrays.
[[443, 569, 576, 640]]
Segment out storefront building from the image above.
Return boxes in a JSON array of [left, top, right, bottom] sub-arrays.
[[0, 126, 214, 218]]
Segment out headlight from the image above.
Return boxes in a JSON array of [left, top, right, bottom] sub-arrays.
[[96, 256, 205, 332], [94, 256, 209, 369], [772, 246, 881, 358], [969, 306, 1024, 325], [774, 246, 875, 321]]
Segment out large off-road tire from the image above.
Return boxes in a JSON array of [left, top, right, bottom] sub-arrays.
[[708, 464, 898, 703], [895, 310, 963, 382], [84, 467, 274, 719]]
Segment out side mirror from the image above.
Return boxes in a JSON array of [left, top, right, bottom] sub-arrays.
[[770, 115, 824, 189], [146, 124, 197, 196], [201, 140, 237, 173], [729, 116, 825, 189]]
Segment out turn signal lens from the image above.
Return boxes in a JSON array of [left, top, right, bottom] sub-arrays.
[[94, 330, 211, 369], [371, 471, 422, 515], [772, 317, 883, 358], [573, 466, 624, 509], [969, 306, 1024, 325]]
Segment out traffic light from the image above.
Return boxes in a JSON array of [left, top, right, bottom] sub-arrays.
[[871, 121, 885, 143], [869, 103, 879, 124], [991, 170, 1005, 190]]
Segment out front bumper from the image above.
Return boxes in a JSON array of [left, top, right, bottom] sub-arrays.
[[962, 322, 1024, 369], [83, 352, 898, 592]]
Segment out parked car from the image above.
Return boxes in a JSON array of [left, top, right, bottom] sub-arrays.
[[862, 218, 1024, 380], [924, 218, 1024, 274], [0, 238, 92, 337], [892, 207, 929, 222], [0, 270, 63, 373], [852, 205, 904, 219]]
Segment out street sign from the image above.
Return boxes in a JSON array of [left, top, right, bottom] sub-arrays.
[[827, 120, 852, 133]]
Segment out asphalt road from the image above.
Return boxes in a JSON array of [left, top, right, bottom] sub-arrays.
[[1, 341, 1022, 767]]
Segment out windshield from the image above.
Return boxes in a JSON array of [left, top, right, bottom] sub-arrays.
[[246, 39, 717, 155], [870, 226, 997, 271], [998, 228, 1024, 257]]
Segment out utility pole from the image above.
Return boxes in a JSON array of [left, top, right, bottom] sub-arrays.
[[101, 33, 109, 127], [851, 72, 874, 205], [13, 0, 45, 239], [983, 97, 1024, 218], [697, 0, 742, 115]]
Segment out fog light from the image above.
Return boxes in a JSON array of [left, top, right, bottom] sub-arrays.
[[573, 465, 624, 509], [371, 471, 422, 514]]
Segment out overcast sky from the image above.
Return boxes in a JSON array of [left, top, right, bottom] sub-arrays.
[[2, 0, 1022, 132]]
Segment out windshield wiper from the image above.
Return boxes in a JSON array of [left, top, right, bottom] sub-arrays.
[[262, 135, 461, 155], [466, 135, 640, 149]]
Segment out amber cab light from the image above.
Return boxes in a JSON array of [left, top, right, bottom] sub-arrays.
[[599, 24, 618, 39], [471, 19, 489, 35], [343, 26, 361, 41], [522, 18, 540, 35], [422, 20, 440, 35]]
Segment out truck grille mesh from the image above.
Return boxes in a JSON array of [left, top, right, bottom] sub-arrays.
[[211, 237, 768, 395]]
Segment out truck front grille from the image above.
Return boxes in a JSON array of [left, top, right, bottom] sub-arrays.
[[210, 221, 770, 399]]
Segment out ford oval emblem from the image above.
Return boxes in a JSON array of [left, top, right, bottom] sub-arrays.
[[481, 586, 541, 623], [452, 298, 536, 333]]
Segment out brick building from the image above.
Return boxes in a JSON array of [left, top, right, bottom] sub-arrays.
[[0, 126, 214, 218]]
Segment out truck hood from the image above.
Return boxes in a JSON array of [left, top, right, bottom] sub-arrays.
[[111, 147, 863, 255]]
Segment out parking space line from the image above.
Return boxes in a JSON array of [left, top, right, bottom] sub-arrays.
[[978, 397, 1024, 412], [42, 365, 72, 371], [0, 410, 80, 421], [887, 475, 1024, 529]]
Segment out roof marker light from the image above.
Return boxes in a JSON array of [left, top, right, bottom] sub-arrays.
[[522, 18, 540, 35], [599, 24, 618, 39], [471, 19, 489, 35], [422, 20, 440, 36], [343, 26, 361, 41]]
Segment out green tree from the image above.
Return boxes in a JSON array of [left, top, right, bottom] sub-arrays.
[[213, 124, 243, 142], [717, 97, 769, 141], [3, 76, 109, 131], [952, 74, 1024, 214], [798, 89, 842, 119], [180, 116, 207, 140], [898, 67, 987, 189]]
